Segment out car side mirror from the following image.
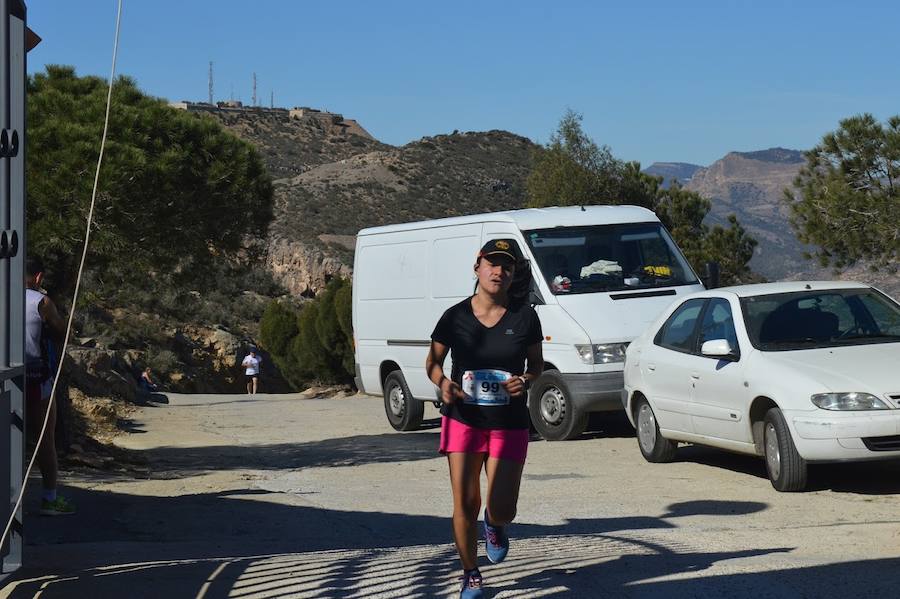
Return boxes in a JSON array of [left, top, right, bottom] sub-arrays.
[[701, 339, 737, 360]]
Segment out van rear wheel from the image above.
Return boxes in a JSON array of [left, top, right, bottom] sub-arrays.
[[529, 371, 588, 441], [383, 370, 423, 431]]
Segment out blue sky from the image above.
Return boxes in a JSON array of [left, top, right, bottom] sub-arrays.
[[26, 0, 900, 166]]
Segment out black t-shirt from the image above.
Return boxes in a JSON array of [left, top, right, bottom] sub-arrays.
[[431, 297, 543, 430]]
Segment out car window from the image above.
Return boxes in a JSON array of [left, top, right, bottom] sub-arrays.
[[799, 294, 854, 332], [698, 298, 739, 356], [742, 288, 900, 350], [656, 298, 705, 353], [857, 293, 900, 335]]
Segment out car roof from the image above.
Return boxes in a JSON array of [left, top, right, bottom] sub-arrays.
[[707, 281, 871, 298], [357, 205, 659, 235]]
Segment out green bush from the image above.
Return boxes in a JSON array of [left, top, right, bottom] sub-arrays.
[[258, 277, 355, 388], [259, 301, 299, 357]]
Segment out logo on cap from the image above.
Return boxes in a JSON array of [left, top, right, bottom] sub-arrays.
[[495, 240, 510, 250]]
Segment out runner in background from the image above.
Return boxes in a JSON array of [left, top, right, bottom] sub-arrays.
[[241, 348, 261, 395], [425, 239, 544, 598]]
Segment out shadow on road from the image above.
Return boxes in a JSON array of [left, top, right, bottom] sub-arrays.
[[6, 479, 900, 598], [583, 411, 637, 439], [674, 444, 900, 494], [143, 430, 442, 474], [4, 486, 786, 598]]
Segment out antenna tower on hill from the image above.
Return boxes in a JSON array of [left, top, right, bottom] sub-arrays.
[[252, 72, 257, 107], [270, 91, 274, 108], [208, 61, 214, 104]]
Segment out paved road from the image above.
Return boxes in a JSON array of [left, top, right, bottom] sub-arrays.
[[4, 392, 900, 598]]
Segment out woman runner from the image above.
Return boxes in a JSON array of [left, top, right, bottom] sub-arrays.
[[426, 238, 544, 598]]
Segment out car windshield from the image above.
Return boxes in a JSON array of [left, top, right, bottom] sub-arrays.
[[741, 288, 900, 351], [524, 222, 699, 295]]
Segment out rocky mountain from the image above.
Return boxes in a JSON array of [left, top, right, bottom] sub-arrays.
[[685, 148, 809, 279], [209, 108, 537, 296], [681, 148, 898, 296]]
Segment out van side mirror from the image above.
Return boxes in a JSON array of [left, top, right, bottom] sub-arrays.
[[702, 261, 720, 289]]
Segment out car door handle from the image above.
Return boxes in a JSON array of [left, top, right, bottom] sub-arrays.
[[647, 364, 656, 372], [690, 373, 700, 380]]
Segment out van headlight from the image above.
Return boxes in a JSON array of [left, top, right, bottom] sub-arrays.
[[811, 392, 890, 411], [575, 343, 629, 365]]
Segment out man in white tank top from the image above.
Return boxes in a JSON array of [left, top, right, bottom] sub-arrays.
[[242, 348, 261, 394], [25, 257, 74, 516]]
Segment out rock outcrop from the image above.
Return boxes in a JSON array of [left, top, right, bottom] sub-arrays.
[[65, 347, 140, 403], [267, 238, 353, 297]]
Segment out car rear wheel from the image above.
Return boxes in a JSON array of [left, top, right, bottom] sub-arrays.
[[635, 397, 677, 462], [763, 407, 807, 492], [383, 370, 423, 431], [529, 371, 588, 441]]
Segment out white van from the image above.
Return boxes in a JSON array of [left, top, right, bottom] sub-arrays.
[[352, 206, 705, 440]]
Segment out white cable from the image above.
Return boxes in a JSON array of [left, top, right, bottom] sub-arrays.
[[1, 0, 123, 548]]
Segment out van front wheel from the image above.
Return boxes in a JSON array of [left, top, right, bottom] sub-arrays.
[[529, 371, 588, 441], [383, 370, 424, 431]]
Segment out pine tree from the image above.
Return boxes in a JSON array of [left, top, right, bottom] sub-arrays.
[[785, 113, 900, 270]]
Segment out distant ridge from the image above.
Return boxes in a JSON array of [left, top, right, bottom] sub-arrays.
[[642, 162, 703, 188], [732, 147, 805, 164]]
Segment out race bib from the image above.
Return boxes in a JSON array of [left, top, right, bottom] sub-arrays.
[[461, 369, 511, 406]]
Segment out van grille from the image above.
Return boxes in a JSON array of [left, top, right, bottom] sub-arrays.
[[862, 435, 900, 452]]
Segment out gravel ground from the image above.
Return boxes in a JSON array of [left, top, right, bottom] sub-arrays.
[[3, 392, 900, 598]]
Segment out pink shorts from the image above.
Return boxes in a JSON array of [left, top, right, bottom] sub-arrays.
[[439, 416, 529, 464]]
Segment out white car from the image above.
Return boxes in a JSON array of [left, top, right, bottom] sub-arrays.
[[623, 281, 900, 491]]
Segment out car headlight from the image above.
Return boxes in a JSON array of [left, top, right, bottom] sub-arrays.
[[575, 343, 629, 365], [810, 392, 890, 411]]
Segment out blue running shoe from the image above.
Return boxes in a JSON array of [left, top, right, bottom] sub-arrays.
[[483, 512, 509, 563], [459, 568, 483, 599]]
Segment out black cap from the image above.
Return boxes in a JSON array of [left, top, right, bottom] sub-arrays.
[[479, 238, 522, 261]]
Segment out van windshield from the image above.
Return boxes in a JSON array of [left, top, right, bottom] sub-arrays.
[[524, 222, 699, 295]]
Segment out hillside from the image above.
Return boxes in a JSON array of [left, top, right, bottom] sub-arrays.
[[272, 130, 534, 241], [209, 109, 391, 178], [266, 129, 535, 294], [197, 107, 537, 295]]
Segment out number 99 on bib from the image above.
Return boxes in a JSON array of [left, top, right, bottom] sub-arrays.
[[461, 369, 511, 406]]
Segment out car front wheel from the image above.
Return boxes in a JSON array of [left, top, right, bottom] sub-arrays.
[[635, 397, 677, 462], [763, 407, 807, 492]]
